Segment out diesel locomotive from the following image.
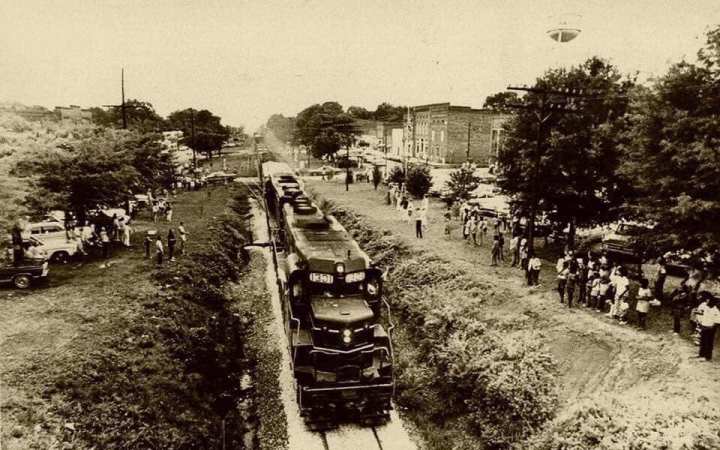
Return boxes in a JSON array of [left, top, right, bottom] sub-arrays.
[[260, 161, 394, 427]]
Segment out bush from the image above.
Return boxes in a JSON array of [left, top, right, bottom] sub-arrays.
[[406, 165, 432, 198], [444, 167, 480, 204], [336, 157, 358, 169], [388, 166, 405, 185]]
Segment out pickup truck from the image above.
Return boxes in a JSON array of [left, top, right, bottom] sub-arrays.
[[600, 222, 652, 263], [0, 256, 49, 289]]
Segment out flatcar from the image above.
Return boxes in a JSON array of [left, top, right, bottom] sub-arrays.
[[261, 161, 394, 427]]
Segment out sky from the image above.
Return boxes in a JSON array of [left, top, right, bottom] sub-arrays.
[[2, 0, 720, 130]]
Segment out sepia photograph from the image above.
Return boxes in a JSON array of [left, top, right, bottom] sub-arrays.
[[2, 1, 720, 449]]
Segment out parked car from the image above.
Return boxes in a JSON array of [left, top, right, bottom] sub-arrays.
[[22, 221, 68, 241], [600, 222, 653, 263], [34, 236, 80, 264], [0, 248, 49, 289], [203, 171, 238, 184]]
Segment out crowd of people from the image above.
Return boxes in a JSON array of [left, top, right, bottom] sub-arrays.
[[377, 184, 720, 361]]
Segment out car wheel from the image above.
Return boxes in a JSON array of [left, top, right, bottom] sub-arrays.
[[13, 275, 31, 289], [52, 251, 70, 264]]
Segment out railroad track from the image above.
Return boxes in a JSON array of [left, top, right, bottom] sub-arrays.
[[249, 199, 416, 450]]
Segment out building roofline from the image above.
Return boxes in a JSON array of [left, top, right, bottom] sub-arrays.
[[410, 103, 499, 114]]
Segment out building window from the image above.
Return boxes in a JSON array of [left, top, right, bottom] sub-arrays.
[[440, 130, 445, 142], [431, 130, 435, 141]]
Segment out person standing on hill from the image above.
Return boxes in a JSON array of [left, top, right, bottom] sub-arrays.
[[557, 260, 569, 304], [610, 267, 630, 324], [566, 258, 578, 308], [635, 278, 652, 329], [167, 229, 177, 261], [415, 208, 424, 239], [122, 221, 132, 247], [654, 257, 668, 302], [166, 203, 173, 222], [144, 233, 152, 258], [155, 235, 164, 265], [178, 222, 187, 254], [490, 234, 501, 266], [529, 253, 542, 286], [695, 293, 720, 361], [510, 235, 519, 267], [670, 282, 692, 334], [100, 227, 110, 259]]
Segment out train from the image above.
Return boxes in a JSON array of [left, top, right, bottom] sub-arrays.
[[260, 161, 394, 428]]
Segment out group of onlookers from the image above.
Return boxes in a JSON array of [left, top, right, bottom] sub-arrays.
[[546, 250, 720, 361], [388, 184, 430, 239]]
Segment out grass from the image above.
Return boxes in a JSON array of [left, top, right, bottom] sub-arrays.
[[0, 150, 287, 449]]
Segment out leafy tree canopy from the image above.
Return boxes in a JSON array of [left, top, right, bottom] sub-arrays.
[[483, 92, 519, 112], [619, 26, 720, 253], [166, 108, 229, 158], [406, 165, 432, 199], [293, 102, 357, 159], [445, 168, 481, 203], [498, 57, 635, 243]]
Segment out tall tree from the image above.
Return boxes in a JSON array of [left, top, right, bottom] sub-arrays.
[[498, 57, 634, 247], [347, 106, 374, 120], [374, 102, 406, 122], [94, 99, 164, 132], [293, 102, 358, 159], [166, 108, 229, 159], [619, 26, 720, 254], [483, 92, 519, 112]]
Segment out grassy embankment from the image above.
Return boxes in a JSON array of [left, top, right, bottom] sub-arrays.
[[0, 148, 287, 448]]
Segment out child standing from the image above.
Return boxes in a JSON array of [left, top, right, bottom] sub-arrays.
[[635, 278, 652, 329], [557, 260, 569, 304], [529, 254, 542, 286]]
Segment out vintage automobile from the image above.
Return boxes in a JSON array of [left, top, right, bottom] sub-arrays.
[[0, 248, 49, 289], [600, 222, 653, 263]]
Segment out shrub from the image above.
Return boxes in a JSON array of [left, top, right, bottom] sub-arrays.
[[337, 157, 358, 169], [406, 165, 432, 198], [388, 166, 405, 185], [444, 167, 480, 204]]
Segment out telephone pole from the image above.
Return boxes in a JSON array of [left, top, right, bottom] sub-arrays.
[[120, 68, 127, 129], [103, 67, 134, 130], [466, 121, 471, 161], [505, 84, 589, 252]]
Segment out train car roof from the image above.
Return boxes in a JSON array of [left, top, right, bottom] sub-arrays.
[[283, 203, 369, 271]]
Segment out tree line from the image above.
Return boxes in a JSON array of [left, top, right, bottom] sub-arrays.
[[14, 100, 242, 226], [265, 101, 407, 159], [89, 100, 242, 160], [494, 25, 720, 258]]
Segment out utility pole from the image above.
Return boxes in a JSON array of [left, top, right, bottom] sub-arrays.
[[506, 84, 587, 253], [190, 109, 196, 171], [121, 68, 127, 129], [466, 121, 471, 162], [103, 67, 132, 130]]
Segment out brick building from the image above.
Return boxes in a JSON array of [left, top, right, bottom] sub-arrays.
[[404, 103, 510, 166]]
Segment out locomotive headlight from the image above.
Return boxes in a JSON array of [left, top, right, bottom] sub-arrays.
[[345, 271, 366, 283], [335, 263, 345, 274], [342, 329, 352, 344]]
